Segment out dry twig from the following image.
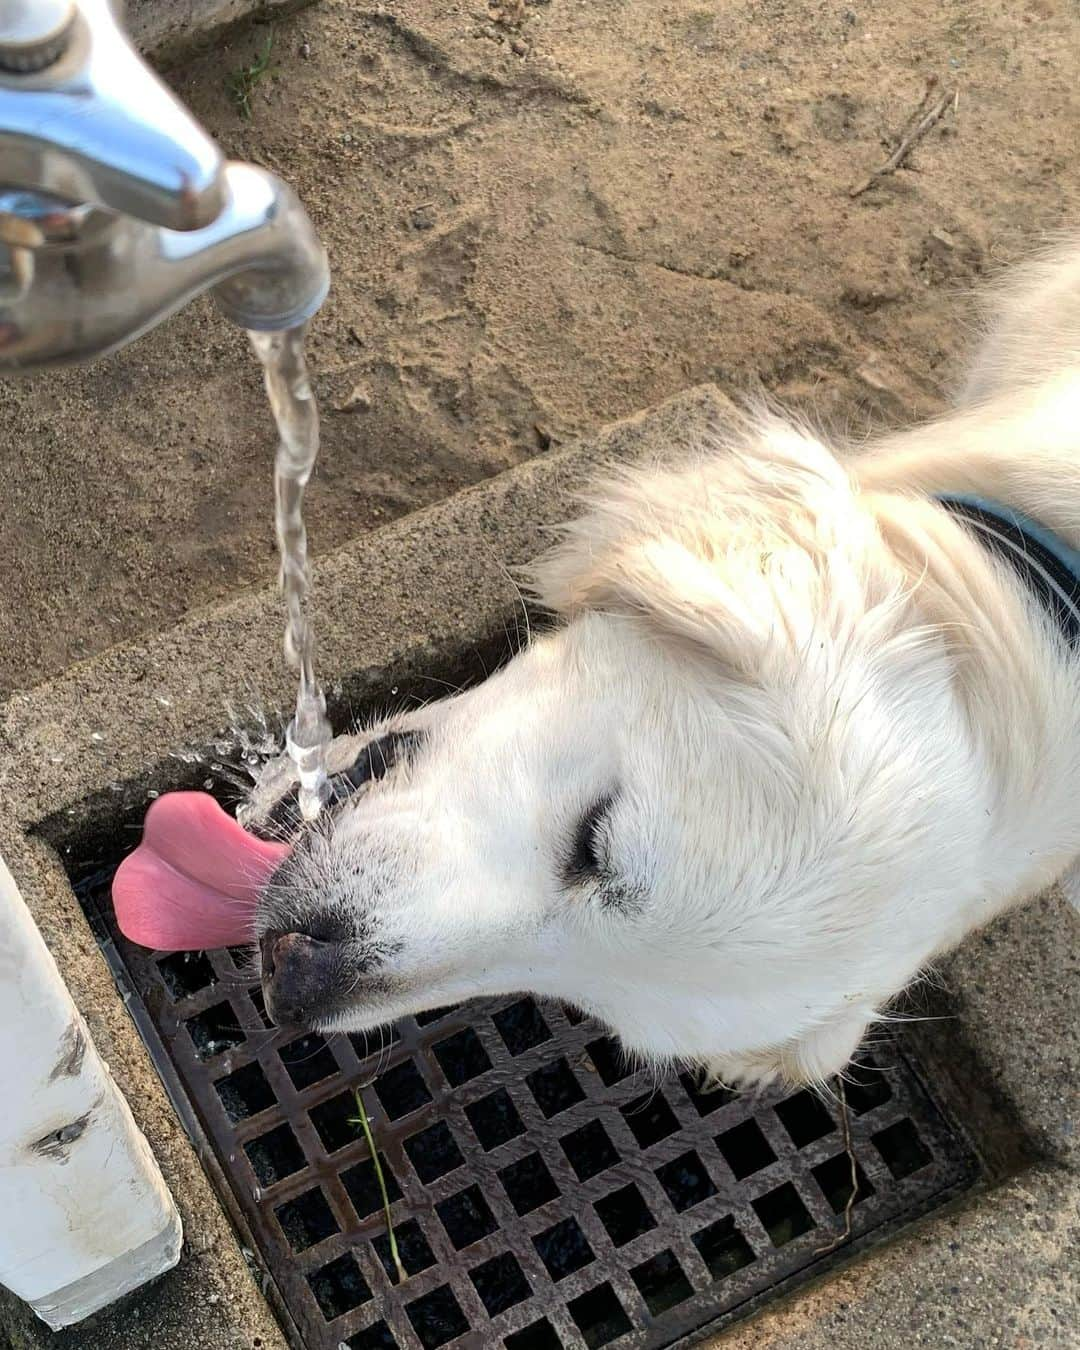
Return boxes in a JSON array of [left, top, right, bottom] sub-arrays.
[[850, 81, 958, 198], [813, 1078, 858, 1255]]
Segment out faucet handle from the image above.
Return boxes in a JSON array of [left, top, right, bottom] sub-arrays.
[[0, 0, 226, 230], [0, 1, 77, 73]]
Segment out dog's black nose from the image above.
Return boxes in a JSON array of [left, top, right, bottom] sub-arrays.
[[260, 929, 343, 1027]]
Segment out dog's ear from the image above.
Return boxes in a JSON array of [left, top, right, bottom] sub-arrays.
[[532, 419, 894, 680], [552, 531, 784, 680]]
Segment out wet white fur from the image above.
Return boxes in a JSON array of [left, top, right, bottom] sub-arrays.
[[282, 239, 1080, 1087]]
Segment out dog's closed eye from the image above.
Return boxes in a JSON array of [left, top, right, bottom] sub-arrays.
[[564, 795, 616, 885]]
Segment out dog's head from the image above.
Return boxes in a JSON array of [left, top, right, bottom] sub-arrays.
[[255, 414, 1030, 1086]]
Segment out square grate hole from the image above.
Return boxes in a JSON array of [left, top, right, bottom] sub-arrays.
[[568, 1283, 633, 1348], [752, 1182, 815, 1247], [345, 1322, 398, 1349], [716, 1119, 777, 1179], [499, 1151, 560, 1215], [631, 1248, 695, 1316], [504, 1319, 561, 1350], [433, 1027, 492, 1086], [157, 950, 216, 1000], [226, 945, 253, 974], [308, 1252, 372, 1321], [679, 1071, 736, 1117], [470, 1251, 532, 1316], [310, 1089, 363, 1154], [693, 1215, 755, 1281], [374, 1060, 433, 1120], [527, 1058, 587, 1118], [561, 1119, 620, 1182], [214, 1060, 274, 1123], [415, 1006, 454, 1027], [405, 1121, 465, 1184], [622, 1092, 680, 1148], [274, 1187, 339, 1253], [812, 1154, 875, 1214], [184, 1002, 244, 1059], [406, 1284, 469, 1350], [655, 1150, 717, 1212], [465, 1088, 525, 1151], [585, 1036, 632, 1086], [533, 1216, 595, 1281], [279, 1033, 339, 1090], [437, 1184, 498, 1250], [349, 1026, 400, 1059], [244, 1123, 305, 1187], [775, 1091, 836, 1148], [373, 1218, 436, 1281], [594, 1182, 657, 1247], [343, 1155, 403, 1221], [493, 998, 553, 1056], [873, 1118, 933, 1179], [845, 1058, 892, 1115]]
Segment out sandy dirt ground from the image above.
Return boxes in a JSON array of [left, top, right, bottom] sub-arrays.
[[0, 0, 1077, 695]]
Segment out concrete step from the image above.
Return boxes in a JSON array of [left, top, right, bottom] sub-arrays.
[[130, 0, 317, 64]]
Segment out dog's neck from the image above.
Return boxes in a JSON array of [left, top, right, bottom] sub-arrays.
[[860, 378, 1080, 923], [938, 494, 1080, 648], [860, 375, 1080, 550], [938, 491, 1080, 916]]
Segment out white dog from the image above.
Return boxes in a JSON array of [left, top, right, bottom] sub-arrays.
[[255, 238, 1080, 1088]]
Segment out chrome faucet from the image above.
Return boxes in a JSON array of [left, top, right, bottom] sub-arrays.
[[0, 0, 329, 371]]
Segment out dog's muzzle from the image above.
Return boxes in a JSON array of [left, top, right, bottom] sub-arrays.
[[260, 929, 347, 1027]]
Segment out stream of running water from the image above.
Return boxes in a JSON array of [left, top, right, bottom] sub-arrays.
[[248, 324, 333, 821]]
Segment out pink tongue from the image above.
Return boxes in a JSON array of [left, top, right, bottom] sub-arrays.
[[112, 791, 291, 951]]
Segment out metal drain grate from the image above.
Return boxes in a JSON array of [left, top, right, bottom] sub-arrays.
[[77, 870, 976, 1350]]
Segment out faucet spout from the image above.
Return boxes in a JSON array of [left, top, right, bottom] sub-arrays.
[[0, 1, 330, 372], [0, 164, 329, 370], [205, 166, 331, 334]]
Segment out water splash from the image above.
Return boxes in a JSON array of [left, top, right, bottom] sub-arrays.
[[170, 699, 289, 810], [249, 324, 333, 820]]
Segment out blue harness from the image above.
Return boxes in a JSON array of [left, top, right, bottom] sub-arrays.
[[939, 494, 1080, 647]]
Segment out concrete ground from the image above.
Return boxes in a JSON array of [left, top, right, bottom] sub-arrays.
[[0, 387, 1077, 1348]]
